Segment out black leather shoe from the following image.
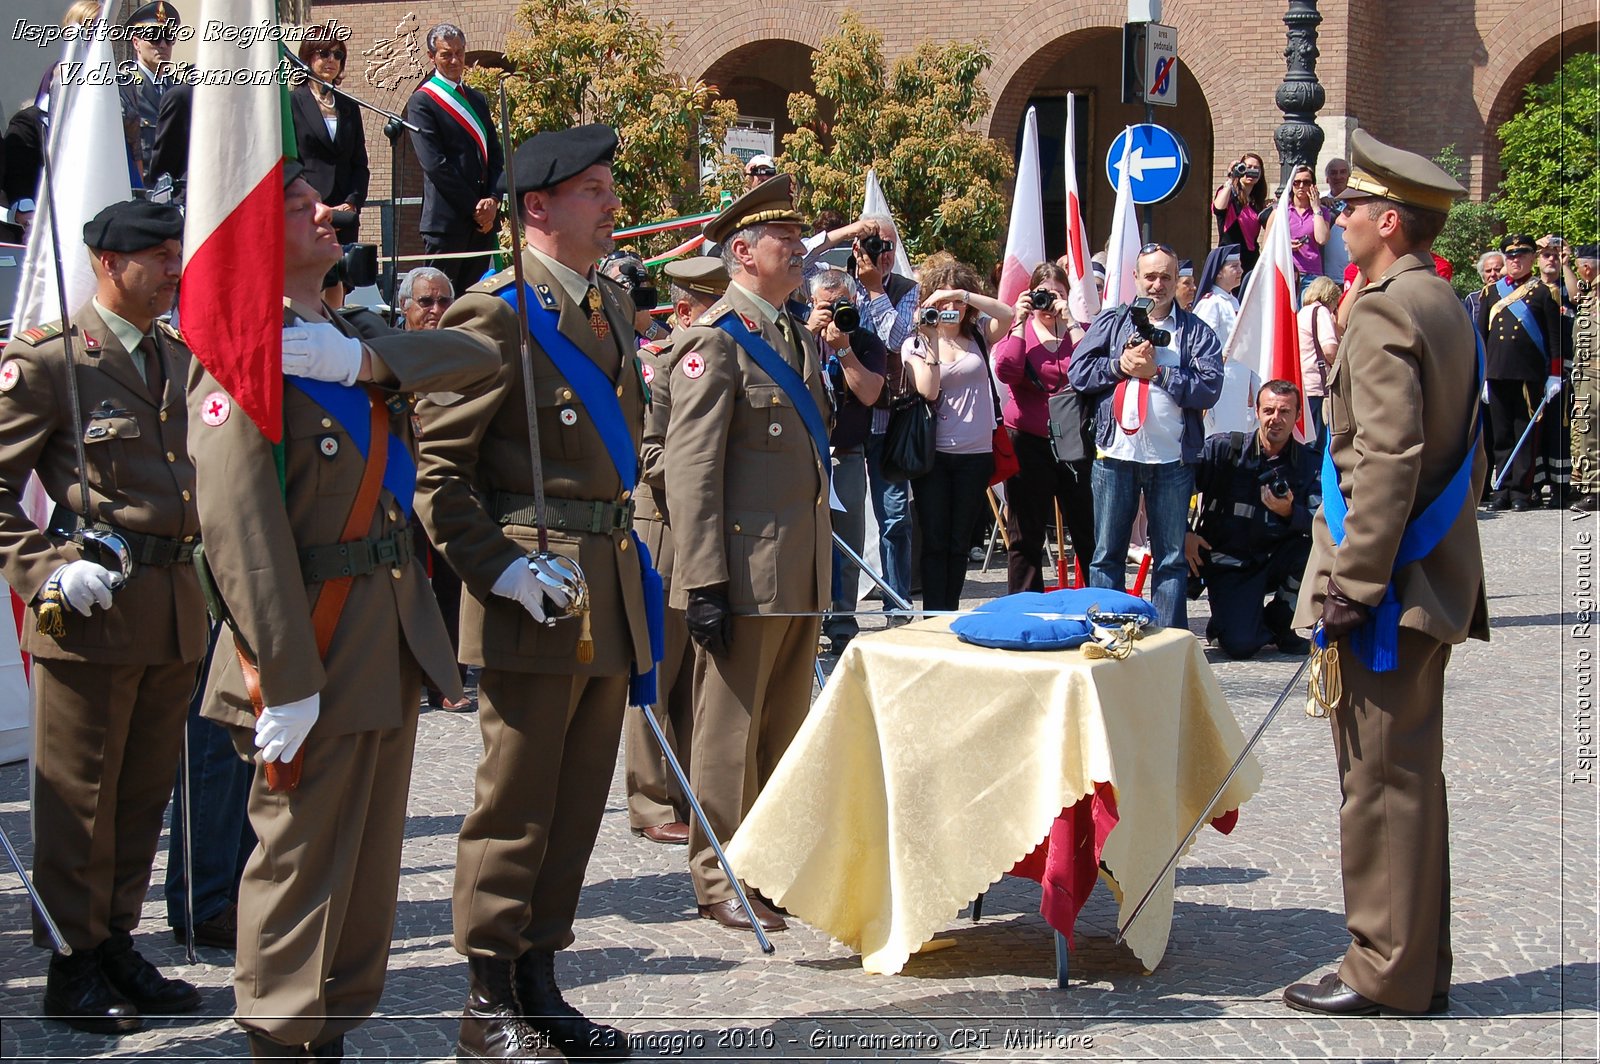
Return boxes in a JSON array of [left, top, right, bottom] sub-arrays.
[[1487, 494, 1510, 511], [41, 949, 142, 1034], [248, 1032, 310, 1059], [1275, 631, 1311, 655], [514, 950, 627, 1060], [1511, 497, 1532, 512], [173, 903, 238, 950], [98, 932, 203, 1014], [457, 956, 567, 1062], [697, 897, 786, 932], [1283, 972, 1447, 1016]]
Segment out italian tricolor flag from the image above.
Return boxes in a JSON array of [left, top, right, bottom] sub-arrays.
[[179, 0, 291, 441]]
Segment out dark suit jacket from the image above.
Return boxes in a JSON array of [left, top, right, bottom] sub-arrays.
[[290, 83, 370, 240], [2, 105, 44, 208], [148, 83, 191, 189], [404, 79, 502, 237]]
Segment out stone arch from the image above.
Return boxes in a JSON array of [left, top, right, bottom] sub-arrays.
[[691, 21, 828, 151], [1476, 12, 1597, 195], [671, 1, 835, 85]]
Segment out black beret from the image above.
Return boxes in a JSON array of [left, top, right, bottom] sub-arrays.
[[283, 158, 306, 189], [499, 125, 618, 195], [1501, 233, 1537, 254], [83, 199, 184, 252], [126, 1, 181, 26], [1576, 244, 1599, 261]]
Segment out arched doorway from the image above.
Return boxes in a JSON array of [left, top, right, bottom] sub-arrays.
[[1480, 23, 1598, 198], [701, 39, 819, 161], [993, 27, 1216, 266]]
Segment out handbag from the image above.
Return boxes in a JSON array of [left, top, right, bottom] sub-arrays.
[[881, 390, 935, 482], [1047, 387, 1096, 464]]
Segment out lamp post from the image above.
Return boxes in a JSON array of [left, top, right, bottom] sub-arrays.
[[1273, 0, 1325, 186]]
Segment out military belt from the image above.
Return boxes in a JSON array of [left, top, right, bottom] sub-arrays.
[[298, 528, 415, 583], [54, 518, 199, 567], [491, 491, 634, 534]]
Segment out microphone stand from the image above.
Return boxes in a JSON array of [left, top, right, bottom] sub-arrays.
[[279, 47, 417, 324]]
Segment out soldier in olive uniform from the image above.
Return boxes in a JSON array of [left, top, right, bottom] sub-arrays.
[[413, 125, 650, 1063], [188, 170, 497, 1061], [1286, 129, 1489, 1017], [625, 257, 729, 845], [661, 176, 832, 933], [1478, 233, 1563, 511], [0, 200, 204, 1033]]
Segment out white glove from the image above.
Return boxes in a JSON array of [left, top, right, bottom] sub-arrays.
[[491, 556, 573, 623], [1480, 381, 1490, 404], [50, 560, 117, 616], [282, 323, 363, 385], [1544, 375, 1562, 402], [255, 693, 319, 763]]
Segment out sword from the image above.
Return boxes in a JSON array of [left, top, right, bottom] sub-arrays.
[[1491, 389, 1553, 492], [0, 822, 70, 955], [1115, 645, 1315, 945]]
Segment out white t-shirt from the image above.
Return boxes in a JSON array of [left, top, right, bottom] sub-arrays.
[[1194, 288, 1240, 350], [1103, 311, 1184, 465]]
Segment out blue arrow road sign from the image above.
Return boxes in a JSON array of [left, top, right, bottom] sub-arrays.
[[1105, 124, 1191, 205]]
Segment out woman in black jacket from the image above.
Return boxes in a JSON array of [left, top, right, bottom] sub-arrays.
[[290, 24, 369, 244]]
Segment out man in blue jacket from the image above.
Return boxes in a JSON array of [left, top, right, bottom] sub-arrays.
[[1067, 244, 1223, 629]]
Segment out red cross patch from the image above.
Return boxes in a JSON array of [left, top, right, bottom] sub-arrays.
[[641, 363, 655, 385], [680, 354, 706, 380], [201, 391, 231, 426], [0, 362, 19, 392]]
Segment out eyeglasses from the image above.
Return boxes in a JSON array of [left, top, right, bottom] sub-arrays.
[[312, 47, 347, 61], [1138, 242, 1175, 256], [412, 296, 453, 309]]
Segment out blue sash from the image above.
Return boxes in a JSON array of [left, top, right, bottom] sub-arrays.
[[1494, 277, 1545, 355], [287, 378, 416, 516], [714, 312, 831, 484], [498, 283, 663, 706], [1318, 332, 1485, 671]]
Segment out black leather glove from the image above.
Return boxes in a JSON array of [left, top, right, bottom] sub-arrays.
[[1319, 578, 1372, 643], [686, 586, 734, 656]]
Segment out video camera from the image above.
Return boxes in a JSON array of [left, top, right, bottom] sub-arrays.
[[322, 241, 378, 293], [611, 259, 659, 311], [1127, 297, 1171, 347], [1229, 162, 1263, 180], [917, 307, 962, 327]]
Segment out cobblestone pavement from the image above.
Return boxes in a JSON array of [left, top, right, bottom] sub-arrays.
[[1, 508, 1596, 1062]]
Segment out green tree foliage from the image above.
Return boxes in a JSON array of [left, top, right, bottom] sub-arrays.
[[1495, 51, 1598, 246], [780, 12, 1014, 274], [1432, 145, 1502, 297], [468, 0, 740, 258]]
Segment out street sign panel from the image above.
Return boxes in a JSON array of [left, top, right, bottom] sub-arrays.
[[1144, 23, 1178, 107], [1105, 124, 1191, 205]]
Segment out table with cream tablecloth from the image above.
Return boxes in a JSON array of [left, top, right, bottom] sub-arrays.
[[723, 618, 1262, 977]]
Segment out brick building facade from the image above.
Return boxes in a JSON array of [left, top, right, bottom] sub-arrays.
[[312, 0, 1594, 272]]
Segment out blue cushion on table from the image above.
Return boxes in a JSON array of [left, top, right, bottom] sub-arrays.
[[951, 588, 1159, 651]]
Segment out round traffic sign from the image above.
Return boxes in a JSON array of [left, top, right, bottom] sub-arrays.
[[1105, 124, 1192, 206]]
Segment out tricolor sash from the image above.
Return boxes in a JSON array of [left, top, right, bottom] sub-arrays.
[[498, 283, 664, 707], [287, 378, 416, 516], [1490, 276, 1545, 355], [417, 74, 488, 167], [713, 312, 832, 484], [1317, 332, 1485, 671]]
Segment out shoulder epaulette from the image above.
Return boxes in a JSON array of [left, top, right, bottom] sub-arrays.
[[695, 302, 731, 327], [472, 267, 516, 295], [16, 323, 62, 345]]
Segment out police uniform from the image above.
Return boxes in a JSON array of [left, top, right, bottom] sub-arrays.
[[118, 2, 182, 179], [625, 258, 728, 841], [1478, 233, 1563, 509], [412, 125, 645, 1062], [660, 177, 832, 928], [189, 170, 498, 1053], [0, 201, 204, 1032], [1287, 130, 1489, 1016]]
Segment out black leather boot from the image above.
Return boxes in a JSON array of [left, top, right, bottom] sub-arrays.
[[41, 949, 142, 1034], [248, 1032, 310, 1060], [457, 956, 567, 1062], [309, 1034, 344, 1060], [513, 951, 628, 1060], [98, 930, 203, 1013]]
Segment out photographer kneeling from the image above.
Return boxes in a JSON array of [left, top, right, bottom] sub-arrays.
[[808, 269, 887, 652], [1186, 380, 1320, 659]]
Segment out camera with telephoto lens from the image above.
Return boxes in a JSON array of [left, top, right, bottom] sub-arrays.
[[829, 298, 860, 332], [1127, 297, 1172, 347], [859, 233, 891, 260], [1028, 288, 1060, 312], [1258, 466, 1291, 500], [322, 241, 378, 292]]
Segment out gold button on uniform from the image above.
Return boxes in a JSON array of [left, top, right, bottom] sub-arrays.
[[166, 451, 176, 462], [387, 508, 398, 522], [181, 490, 192, 501], [732, 523, 741, 533], [619, 538, 628, 551], [322, 417, 333, 428], [159, 410, 168, 422], [392, 567, 403, 579]]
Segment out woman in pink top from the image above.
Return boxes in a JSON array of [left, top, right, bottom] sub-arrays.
[[992, 261, 1095, 593], [1296, 274, 1342, 450]]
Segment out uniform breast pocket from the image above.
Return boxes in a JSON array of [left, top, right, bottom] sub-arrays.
[[726, 509, 778, 606], [82, 415, 141, 494], [534, 378, 587, 462], [284, 403, 354, 497], [1326, 393, 1351, 439], [745, 384, 792, 452]]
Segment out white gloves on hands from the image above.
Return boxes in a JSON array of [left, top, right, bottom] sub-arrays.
[[1545, 375, 1562, 402], [51, 560, 118, 616], [283, 323, 363, 385], [491, 556, 574, 623], [255, 693, 320, 763]]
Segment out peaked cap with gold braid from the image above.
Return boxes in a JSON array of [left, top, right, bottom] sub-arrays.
[[703, 173, 806, 246]]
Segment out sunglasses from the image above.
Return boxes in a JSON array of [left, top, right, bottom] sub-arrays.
[[413, 296, 453, 309], [312, 47, 347, 61], [134, 26, 178, 42], [1291, 179, 1315, 187], [1139, 242, 1175, 256]]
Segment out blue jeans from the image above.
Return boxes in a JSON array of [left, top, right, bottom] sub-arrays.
[[864, 432, 912, 603], [827, 446, 868, 640], [165, 624, 255, 928], [1089, 457, 1194, 630]]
